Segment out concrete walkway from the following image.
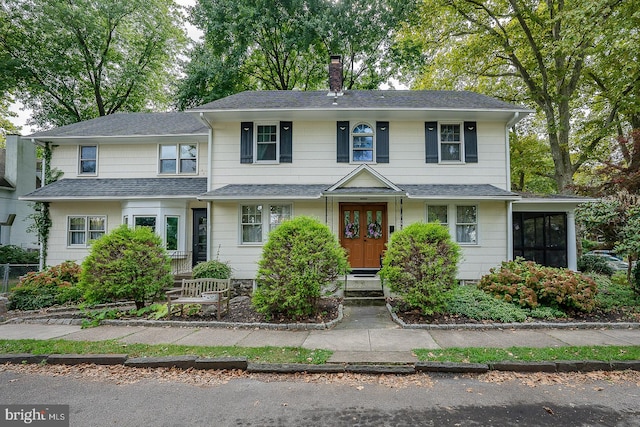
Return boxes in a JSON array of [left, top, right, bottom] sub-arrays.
[[1, 306, 640, 364]]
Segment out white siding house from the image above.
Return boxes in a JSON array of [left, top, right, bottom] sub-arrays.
[[21, 61, 588, 282]]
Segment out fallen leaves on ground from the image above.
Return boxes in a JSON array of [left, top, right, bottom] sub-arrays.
[[476, 370, 640, 388]]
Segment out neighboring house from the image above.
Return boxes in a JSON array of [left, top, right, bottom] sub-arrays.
[[0, 134, 38, 249], [21, 57, 589, 282]]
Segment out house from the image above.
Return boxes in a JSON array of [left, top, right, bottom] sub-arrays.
[[0, 134, 39, 249], [21, 57, 589, 285]]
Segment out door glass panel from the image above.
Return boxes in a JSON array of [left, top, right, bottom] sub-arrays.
[[366, 210, 383, 239], [344, 210, 359, 239]]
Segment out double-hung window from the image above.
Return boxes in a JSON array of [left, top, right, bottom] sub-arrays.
[[440, 123, 462, 161], [241, 204, 292, 244], [159, 144, 197, 174], [79, 145, 97, 175], [426, 204, 478, 245], [256, 124, 278, 162], [456, 205, 477, 244], [68, 216, 106, 247], [352, 123, 374, 162]]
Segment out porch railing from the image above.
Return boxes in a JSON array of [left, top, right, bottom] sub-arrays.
[[168, 251, 193, 275]]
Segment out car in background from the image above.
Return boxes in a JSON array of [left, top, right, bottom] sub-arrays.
[[586, 251, 630, 271]]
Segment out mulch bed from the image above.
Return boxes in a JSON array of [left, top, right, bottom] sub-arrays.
[[167, 296, 341, 324]]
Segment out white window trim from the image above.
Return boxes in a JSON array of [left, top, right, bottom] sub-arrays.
[[254, 123, 280, 164], [157, 143, 199, 175], [239, 203, 293, 245], [351, 122, 376, 164], [438, 122, 465, 164], [67, 215, 106, 248], [426, 204, 449, 226], [165, 215, 180, 251], [455, 204, 479, 245], [78, 145, 98, 176]]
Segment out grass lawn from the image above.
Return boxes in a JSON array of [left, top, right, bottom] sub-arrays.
[[0, 339, 333, 364]]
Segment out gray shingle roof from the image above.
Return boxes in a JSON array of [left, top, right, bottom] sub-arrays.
[[21, 178, 208, 201], [190, 90, 530, 112], [27, 112, 208, 138], [201, 183, 519, 200], [403, 184, 518, 198], [201, 184, 328, 199]]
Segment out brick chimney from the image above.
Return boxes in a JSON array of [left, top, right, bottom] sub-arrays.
[[328, 55, 343, 95]]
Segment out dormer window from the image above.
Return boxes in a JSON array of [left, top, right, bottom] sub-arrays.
[[352, 123, 374, 162]]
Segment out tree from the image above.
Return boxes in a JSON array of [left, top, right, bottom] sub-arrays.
[[509, 130, 556, 194], [0, 98, 20, 147], [576, 192, 640, 280], [0, 0, 187, 128], [80, 225, 173, 309], [177, 0, 417, 108], [403, 0, 625, 193]]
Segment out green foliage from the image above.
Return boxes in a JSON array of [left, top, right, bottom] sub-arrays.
[[178, 0, 416, 108], [1, 0, 187, 128], [590, 273, 640, 311], [0, 245, 38, 264], [9, 261, 82, 310], [80, 225, 173, 309], [192, 260, 232, 279], [380, 222, 461, 315], [81, 303, 168, 328], [252, 216, 349, 319], [444, 285, 566, 323], [577, 254, 614, 276], [632, 264, 640, 297], [478, 259, 598, 313]]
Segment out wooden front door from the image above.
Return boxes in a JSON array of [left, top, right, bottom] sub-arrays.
[[340, 203, 387, 269]]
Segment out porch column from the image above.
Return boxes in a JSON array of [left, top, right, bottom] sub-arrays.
[[567, 210, 577, 271]]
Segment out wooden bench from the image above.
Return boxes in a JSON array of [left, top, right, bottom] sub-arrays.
[[166, 278, 231, 320]]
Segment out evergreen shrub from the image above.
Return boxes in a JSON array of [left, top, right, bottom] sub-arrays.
[[252, 216, 349, 319], [192, 260, 232, 279], [80, 225, 173, 309], [379, 222, 461, 315]]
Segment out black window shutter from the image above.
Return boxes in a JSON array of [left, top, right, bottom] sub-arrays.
[[376, 121, 389, 163], [280, 121, 292, 163], [240, 122, 253, 164], [337, 121, 350, 163], [425, 121, 438, 163], [464, 121, 478, 163]]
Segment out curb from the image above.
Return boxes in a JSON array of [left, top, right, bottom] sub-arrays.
[[2, 353, 639, 375]]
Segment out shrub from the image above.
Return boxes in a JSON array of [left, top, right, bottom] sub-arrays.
[[478, 258, 598, 313], [0, 245, 39, 264], [9, 261, 82, 310], [632, 263, 640, 296], [252, 216, 349, 319], [80, 225, 173, 309], [379, 222, 461, 315], [577, 254, 614, 276], [192, 260, 232, 279]]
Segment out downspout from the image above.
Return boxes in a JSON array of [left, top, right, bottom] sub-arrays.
[[199, 113, 215, 262], [505, 113, 520, 263], [32, 138, 46, 271]]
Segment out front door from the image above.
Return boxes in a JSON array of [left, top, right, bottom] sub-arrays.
[[192, 208, 207, 266], [340, 203, 387, 269]]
